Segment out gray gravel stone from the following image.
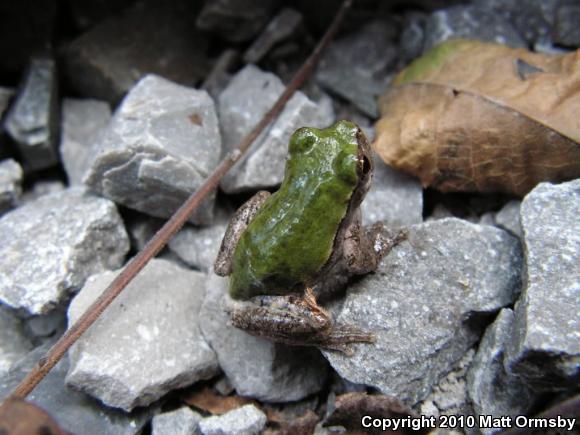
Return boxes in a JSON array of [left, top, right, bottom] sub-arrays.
[[494, 200, 522, 238], [201, 49, 240, 100], [418, 349, 475, 419], [196, 0, 277, 43], [554, 4, 580, 47], [424, 5, 527, 51], [200, 271, 329, 402], [0, 187, 129, 314], [84, 74, 221, 225], [0, 344, 153, 435], [66, 259, 219, 411], [506, 180, 580, 391], [467, 309, 535, 434], [243, 8, 303, 64], [473, 0, 557, 46], [400, 13, 427, 63], [127, 215, 164, 251], [0, 306, 33, 375], [21, 180, 65, 204], [169, 223, 228, 272], [199, 404, 267, 435], [0, 159, 22, 215], [362, 159, 423, 227], [64, 0, 210, 103], [60, 98, 111, 185], [24, 309, 67, 340], [218, 65, 334, 193], [152, 406, 202, 435], [322, 218, 522, 404], [316, 20, 397, 118], [3, 58, 59, 171]]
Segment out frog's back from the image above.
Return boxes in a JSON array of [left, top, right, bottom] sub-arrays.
[[230, 121, 360, 299]]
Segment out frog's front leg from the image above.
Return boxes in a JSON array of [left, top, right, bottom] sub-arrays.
[[214, 190, 271, 276], [228, 289, 374, 355], [343, 210, 408, 274]]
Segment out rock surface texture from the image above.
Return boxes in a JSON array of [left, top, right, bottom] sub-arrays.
[[60, 98, 111, 185], [506, 180, 580, 391], [84, 74, 221, 225], [316, 20, 397, 118], [66, 259, 219, 411], [64, 0, 210, 103], [468, 309, 536, 434], [3, 58, 59, 171], [362, 159, 423, 227], [0, 307, 33, 375], [200, 271, 329, 402], [218, 65, 334, 193], [199, 404, 267, 435], [196, 0, 277, 43], [323, 219, 522, 404], [424, 5, 526, 51], [0, 159, 23, 215], [169, 223, 228, 272], [0, 345, 152, 435], [151, 406, 202, 435], [0, 187, 129, 314]]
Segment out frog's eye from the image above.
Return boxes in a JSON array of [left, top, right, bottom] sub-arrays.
[[289, 128, 316, 154], [334, 150, 358, 185]]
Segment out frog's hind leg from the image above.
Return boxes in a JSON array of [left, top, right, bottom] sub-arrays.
[[214, 190, 271, 276], [230, 287, 375, 355]]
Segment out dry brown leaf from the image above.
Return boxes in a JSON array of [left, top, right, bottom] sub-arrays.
[[0, 398, 69, 435], [182, 386, 254, 415], [375, 39, 580, 196], [324, 392, 427, 434]]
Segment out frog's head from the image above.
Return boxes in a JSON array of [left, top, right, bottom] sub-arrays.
[[290, 120, 372, 183], [288, 120, 373, 209]]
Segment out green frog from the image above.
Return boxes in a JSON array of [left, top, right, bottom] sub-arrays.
[[214, 120, 401, 354]]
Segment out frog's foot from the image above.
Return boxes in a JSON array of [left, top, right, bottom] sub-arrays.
[[369, 223, 408, 258], [229, 288, 374, 356]]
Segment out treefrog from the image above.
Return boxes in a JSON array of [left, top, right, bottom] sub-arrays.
[[214, 120, 400, 354]]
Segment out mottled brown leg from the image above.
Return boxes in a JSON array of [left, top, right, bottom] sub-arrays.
[[229, 288, 374, 355]]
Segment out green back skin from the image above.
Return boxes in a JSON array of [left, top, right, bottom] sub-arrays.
[[230, 121, 360, 300]]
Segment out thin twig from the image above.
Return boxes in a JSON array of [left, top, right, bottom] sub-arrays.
[[6, 0, 353, 400]]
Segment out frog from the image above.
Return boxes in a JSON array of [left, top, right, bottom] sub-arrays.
[[214, 120, 403, 355]]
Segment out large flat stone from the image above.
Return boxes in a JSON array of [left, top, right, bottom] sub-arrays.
[[217, 65, 334, 194], [322, 218, 522, 404], [84, 74, 221, 225], [200, 271, 329, 402], [506, 180, 580, 391], [0, 187, 129, 314], [66, 259, 219, 411]]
